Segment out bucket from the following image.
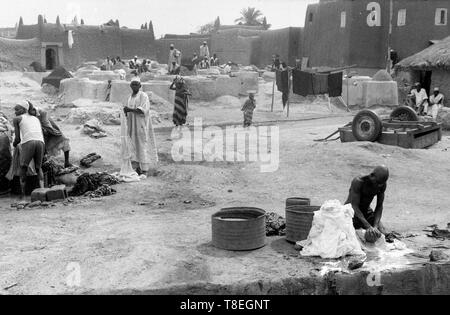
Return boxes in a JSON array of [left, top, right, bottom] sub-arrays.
[[286, 197, 311, 207], [212, 207, 266, 251], [285, 205, 320, 243]]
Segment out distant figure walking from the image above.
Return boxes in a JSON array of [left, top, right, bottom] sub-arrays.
[[170, 76, 191, 127], [242, 91, 257, 127]]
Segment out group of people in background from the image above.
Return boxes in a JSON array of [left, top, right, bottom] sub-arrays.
[[409, 82, 445, 120], [102, 56, 126, 71]]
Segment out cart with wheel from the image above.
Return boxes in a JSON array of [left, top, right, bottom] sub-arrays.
[[339, 106, 442, 149]]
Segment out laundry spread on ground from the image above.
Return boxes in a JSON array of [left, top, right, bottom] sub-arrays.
[[69, 172, 120, 197]]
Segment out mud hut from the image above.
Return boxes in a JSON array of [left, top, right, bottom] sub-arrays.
[[394, 36, 450, 106]]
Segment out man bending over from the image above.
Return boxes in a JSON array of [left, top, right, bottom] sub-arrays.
[[345, 165, 389, 243]]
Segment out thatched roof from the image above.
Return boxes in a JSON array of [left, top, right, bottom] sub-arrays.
[[396, 36, 450, 70]]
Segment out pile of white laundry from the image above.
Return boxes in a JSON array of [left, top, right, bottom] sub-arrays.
[[299, 200, 365, 259]]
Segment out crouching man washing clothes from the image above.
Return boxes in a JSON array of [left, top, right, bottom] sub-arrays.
[[345, 165, 389, 243]]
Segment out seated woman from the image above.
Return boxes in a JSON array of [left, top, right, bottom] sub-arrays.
[[28, 101, 72, 167]]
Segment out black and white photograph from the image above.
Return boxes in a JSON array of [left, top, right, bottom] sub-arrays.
[[0, 0, 449, 299]]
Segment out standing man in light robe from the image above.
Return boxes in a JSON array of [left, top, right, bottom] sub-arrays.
[[200, 41, 210, 61], [123, 77, 158, 176]]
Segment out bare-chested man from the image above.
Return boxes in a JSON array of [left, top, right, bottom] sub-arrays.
[[345, 165, 389, 243]]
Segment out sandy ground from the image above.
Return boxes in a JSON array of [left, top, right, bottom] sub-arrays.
[[0, 72, 449, 295]]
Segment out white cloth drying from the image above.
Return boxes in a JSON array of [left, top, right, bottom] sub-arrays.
[[68, 30, 74, 49]]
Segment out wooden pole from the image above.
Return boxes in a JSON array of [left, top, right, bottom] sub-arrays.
[[271, 79, 275, 112], [387, 0, 393, 73], [287, 98, 290, 118], [287, 71, 291, 118]]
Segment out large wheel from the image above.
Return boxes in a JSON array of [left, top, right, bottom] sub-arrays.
[[390, 106, 419, 122], [352, 109, 382, 142]]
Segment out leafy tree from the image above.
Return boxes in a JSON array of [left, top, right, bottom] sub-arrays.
[[197, 21, 215, 35], [234, 7, 264, 26]]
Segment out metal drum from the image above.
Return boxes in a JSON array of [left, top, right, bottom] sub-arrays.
[[285, 205, 320, 243], [285, 198, 311, 208], [212, 207, 266, 251]]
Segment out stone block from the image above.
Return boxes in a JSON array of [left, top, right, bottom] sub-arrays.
[[141, 81, 174, 104], [31, 188, 50, 202], [46, 185, 67, 201]]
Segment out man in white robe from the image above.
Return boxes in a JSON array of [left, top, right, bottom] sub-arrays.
[[122, 77, 158, 176]]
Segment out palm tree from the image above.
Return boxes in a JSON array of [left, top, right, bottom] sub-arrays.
[[234, 7, 264, 26]]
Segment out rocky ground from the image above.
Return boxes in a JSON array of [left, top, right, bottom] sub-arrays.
[[0, 71, 449, 295]]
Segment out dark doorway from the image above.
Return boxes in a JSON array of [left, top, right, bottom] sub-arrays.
[[419, 70, 432, 96], [45, 48, 57, 70]]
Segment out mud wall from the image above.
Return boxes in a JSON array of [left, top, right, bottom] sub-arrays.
[[121, 29, 156, 59], [303, 0, 450, 69], [258, 27, 302, 67], [210, 29, 264, 66], [155, 38, 211, 65], [0, 37, 41, 71]]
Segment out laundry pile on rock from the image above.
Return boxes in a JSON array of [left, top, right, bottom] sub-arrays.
[[265, 212, 286, 236], [69, 172, 120, 197]]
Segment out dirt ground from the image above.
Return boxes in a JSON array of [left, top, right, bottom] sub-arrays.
[[0, 72, 449, 295]]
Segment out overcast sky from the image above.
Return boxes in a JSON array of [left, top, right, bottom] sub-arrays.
[[0, 0, 318, 37]]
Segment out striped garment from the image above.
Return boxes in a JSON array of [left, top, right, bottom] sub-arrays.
[[172, 83, 190, 126]]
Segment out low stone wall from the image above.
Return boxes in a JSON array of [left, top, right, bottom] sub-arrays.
[[74, 70, 122, 81], [60, 78, 109, 104], [61, 78, 175, 105], [182, 72, 259, 101]]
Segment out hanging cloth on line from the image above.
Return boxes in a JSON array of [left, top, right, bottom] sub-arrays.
[[312, 73, 329, 95], [275, 70, 289, 93], [328, 72, 343, 97], [292, 69, 314, 97]]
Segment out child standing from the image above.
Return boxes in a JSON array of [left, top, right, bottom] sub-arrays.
[[242, 91, 257, 127]]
